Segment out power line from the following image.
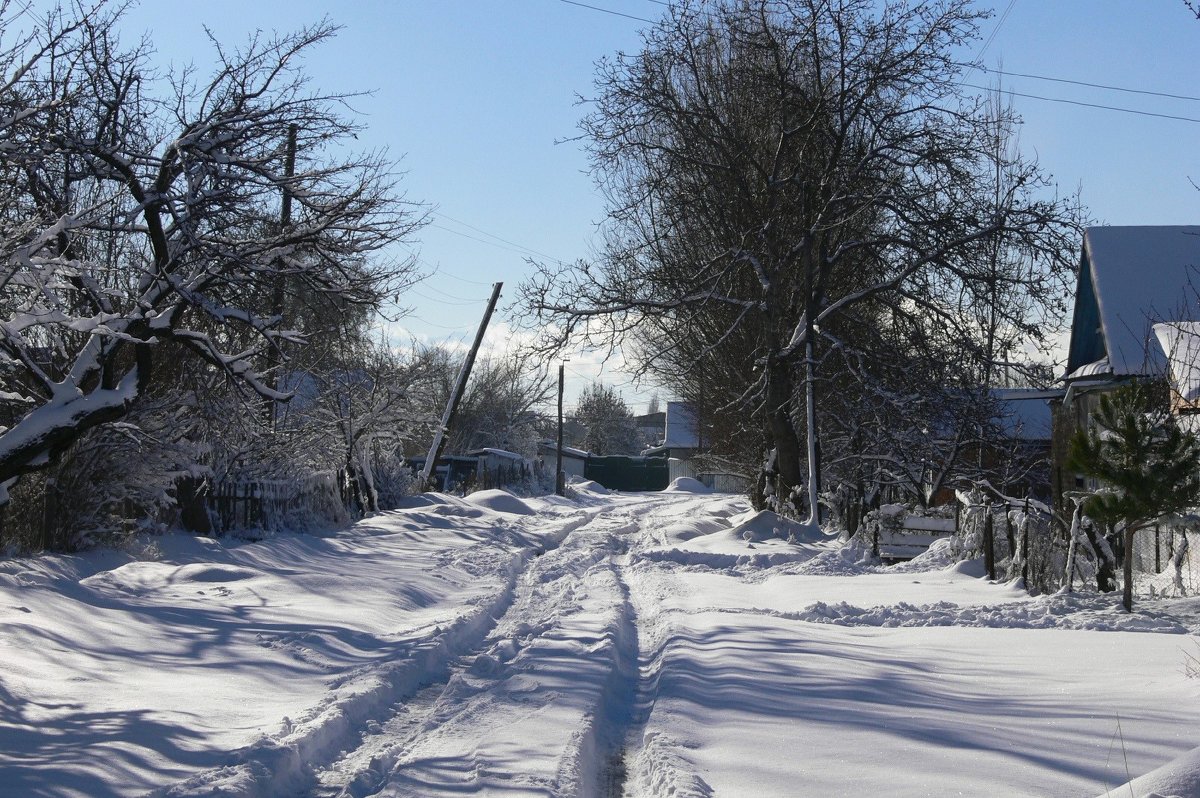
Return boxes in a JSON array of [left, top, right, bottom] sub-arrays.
[[429, 223, 547, 260], [558, 0, 655, 24], [971, 64, 1200, 104], [411, 289, 488, 307], [418, 280, 490, 302], [960, 82, 1200, 124], [431, 265, 493, 287], [433, 211, 567, 264], [406, 315, 479, 331], [976, 0, 1016, 62]]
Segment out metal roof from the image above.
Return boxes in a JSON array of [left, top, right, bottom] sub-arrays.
[[1066, 226, 1200, 380]]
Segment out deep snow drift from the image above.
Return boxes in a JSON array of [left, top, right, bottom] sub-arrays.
[[0, 487, 1197, 797]]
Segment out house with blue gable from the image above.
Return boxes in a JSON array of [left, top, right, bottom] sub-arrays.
[[1054, 225, 1200, 513]]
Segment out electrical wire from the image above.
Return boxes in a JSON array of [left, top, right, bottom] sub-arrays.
[[971, 64, 1200, 104], [411, 289, 488, 307], [976, 0, 1016, 62], [417, 279, 491, 302], [960, 82, 1200, 124], [433, 211, 567, 264], [558, 0, 655, 24], [406, 315, 479, 331], [431, 266, 493, 287], [429, 223, 547, 260]]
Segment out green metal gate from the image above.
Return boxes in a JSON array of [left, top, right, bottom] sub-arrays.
[[584, 455, 669, 492]]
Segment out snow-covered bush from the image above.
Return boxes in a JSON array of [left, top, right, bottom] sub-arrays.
[[855, 503, 906, 556], [373, 454, 421, 510], [1, 395, 205, 551], [1006, 501, 1069, 595]]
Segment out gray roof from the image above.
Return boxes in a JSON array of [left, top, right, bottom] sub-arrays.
[[467, 448, 525, 461], [537, 441, 590, 460], [1067, 226, 1200, 380], [993, 388, 1060, 442]]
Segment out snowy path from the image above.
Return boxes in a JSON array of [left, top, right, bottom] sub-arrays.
[[307, 493, 688, 797], [1, 488, 1198, 797]]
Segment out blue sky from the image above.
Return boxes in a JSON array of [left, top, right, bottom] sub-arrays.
[[103, 1, 1200, 410]]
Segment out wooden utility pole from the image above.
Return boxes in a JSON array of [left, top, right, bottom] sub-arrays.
[[556, 363, 565, 496], [420, 281, 503, 490], [266, 124, 298, 427]]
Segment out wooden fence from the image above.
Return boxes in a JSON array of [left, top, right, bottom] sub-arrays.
[[206, 472, 345, 534]]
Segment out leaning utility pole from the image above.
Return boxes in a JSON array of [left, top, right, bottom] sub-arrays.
[[556, 362, 565, 496], [420, 281, 503, 490]]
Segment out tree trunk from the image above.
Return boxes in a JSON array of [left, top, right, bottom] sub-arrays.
[[766, 359, 804, 512], [1083, 521, 1117, 593], [1123, 525, 1136, 613], [803, 333, 821, 527], [983, 507, 996, 580]]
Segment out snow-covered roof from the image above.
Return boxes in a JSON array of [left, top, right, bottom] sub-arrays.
[[993, 388, 1059, 441], [1064, 358, 1111, 382], [664, 401, 699, 448], [1066, 226, 1200, 380], [467, 448, 525, 461], [1153, 322, 1200, 402], [537, 441, 590, 460]]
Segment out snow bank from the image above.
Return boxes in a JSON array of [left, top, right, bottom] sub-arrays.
[[729, 509, 825, 543], [789, 593, 1192, 633], [656, 518, 728, 544], [662, 476, 710, 493], [1102, 744, 1200, 798], [464, 488, 534, 515], [386, 491, 485, 517], [637, 506, 843, 568]]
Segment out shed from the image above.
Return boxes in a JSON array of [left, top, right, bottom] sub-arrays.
[[537, 441, 589, 481]]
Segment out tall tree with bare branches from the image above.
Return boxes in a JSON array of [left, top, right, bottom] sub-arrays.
[[0, 5, 425, 500], [519, 0, 1080, 521]]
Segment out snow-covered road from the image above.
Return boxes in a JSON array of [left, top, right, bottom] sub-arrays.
[[1, 486, 1198, 797]]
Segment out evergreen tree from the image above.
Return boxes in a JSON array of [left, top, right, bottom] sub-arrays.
[[1067, 383, 1200, 611]]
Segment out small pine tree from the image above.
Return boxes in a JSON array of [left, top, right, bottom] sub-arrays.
[[1067, 382, 1200, 611]]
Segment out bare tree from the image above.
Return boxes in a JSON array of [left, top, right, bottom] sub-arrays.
[[412, 347, 553, 459], [519, 0, 1080, 522], [573, 382, 640, 455], [0, 6, 425, 500]]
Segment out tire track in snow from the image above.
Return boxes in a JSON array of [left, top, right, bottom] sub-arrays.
[[153, 509, 596, 798], [305, 499, 660, 797], [611, 495, 728, 798]]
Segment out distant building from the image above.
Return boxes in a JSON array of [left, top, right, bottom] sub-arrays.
[[643, 401, 749, 492], [990, 387, 1061, 501], [537, 441, 589, 482], [633, 410, 666, 450], [1154, 321, 1200, 426]]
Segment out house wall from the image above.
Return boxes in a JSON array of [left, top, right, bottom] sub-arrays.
[[561, 456, 587, 480], [1051, 391, 1105, 523], [1066, 249, 1105, 375]]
